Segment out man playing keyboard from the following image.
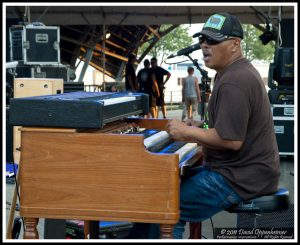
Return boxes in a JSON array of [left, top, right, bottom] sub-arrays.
[[166, 12, 280, 239], [128, 12, 280, 240]]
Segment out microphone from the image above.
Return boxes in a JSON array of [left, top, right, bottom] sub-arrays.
[[167, 43, 201, 59], [177, 43, 201, 56]]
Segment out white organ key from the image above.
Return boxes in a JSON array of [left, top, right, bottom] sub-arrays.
[[103, 96, 136, 105], [144, 131, 170, 149], [175, 143, 198, 161]]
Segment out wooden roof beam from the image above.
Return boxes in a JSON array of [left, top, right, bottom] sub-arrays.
[[109, 30, 131, 44], [78, 54, 113, 77], [61, 35, 94, 49], [105, 40, 127, 51], [146, 25, 161, 39], [81, 46, 128, 62]]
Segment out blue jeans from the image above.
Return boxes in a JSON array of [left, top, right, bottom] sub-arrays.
[[173, 166, 242, 239], [126, 166, 242, 239]]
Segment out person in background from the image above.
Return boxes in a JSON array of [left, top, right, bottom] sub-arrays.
[[181, 103, 187, 122], [182, 66, 201, 120], [125, 54, 138, 92], [166, 12, 280, 239], [150, 57, 171, 118], [110, 85, 118, 92], [137, 59, 160, 118], [198, 78, 212, 120]]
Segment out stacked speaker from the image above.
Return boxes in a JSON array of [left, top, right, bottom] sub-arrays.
[[267, 19, 294, 156]]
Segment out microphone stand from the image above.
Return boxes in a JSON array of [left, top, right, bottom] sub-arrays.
[[186, 54, 210, 120]]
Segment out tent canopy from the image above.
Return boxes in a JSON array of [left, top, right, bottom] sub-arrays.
[[5, 4, 295, 81], [6, 5, 294, 25]]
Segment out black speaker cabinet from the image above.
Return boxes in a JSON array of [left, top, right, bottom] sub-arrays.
[[272, 104, 294, 156], [237, 204, 294, 229], [9, 25, 60, 65]]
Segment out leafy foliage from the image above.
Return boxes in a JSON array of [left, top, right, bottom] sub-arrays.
[[242, 24, 275, 62], [138, 24, 275, 64]]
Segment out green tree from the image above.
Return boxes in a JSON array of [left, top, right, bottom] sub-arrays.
[[138, 25, 193, 65], [139, 24, 275, 64], [242, 24, 275, 62]]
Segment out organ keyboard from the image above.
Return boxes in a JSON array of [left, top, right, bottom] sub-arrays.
[[9, 91, 149, 128], [10, 92, 203, 239], [140, 129, 202, 176]]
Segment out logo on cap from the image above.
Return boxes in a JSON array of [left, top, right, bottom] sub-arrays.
[[203, 14, 226, 30]]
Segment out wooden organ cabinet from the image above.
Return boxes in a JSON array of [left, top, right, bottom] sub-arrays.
[[12, 77, 64, 164], [9, 92, 203, 239]]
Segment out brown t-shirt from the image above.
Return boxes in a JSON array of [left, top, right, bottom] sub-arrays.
[[204, 58, 280, 200]]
